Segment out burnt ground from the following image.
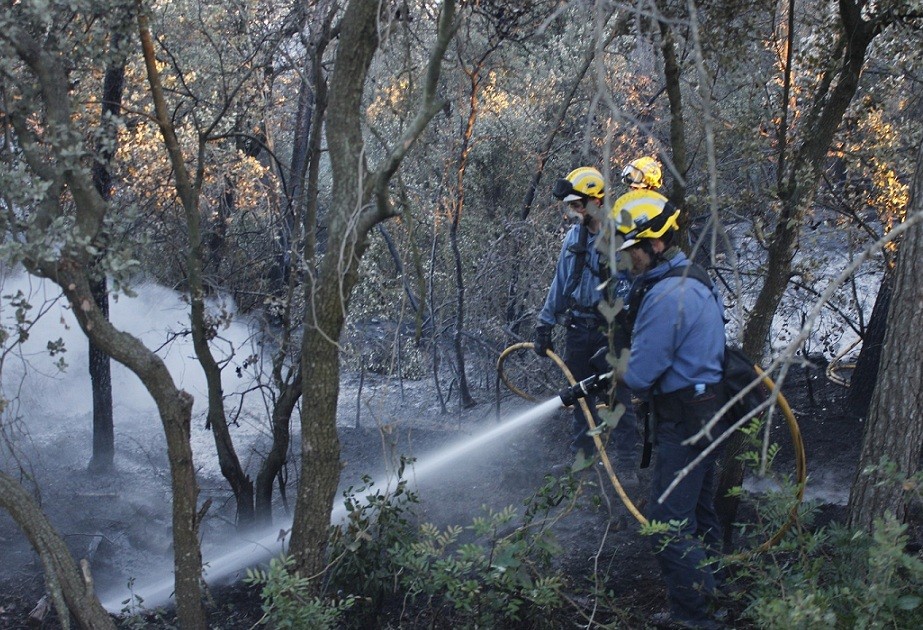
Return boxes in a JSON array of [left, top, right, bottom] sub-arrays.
[[0, 360, 883, 629]]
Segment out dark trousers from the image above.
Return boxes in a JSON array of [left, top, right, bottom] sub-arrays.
[[647, 418, 723, 623], [563, 321, 638, 468]]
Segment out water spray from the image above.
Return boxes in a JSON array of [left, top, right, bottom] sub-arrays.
[[99, 396, 564, 614]]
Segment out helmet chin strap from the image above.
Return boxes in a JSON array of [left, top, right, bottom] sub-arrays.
[[640, 235, 678, 269], [639, 239, 659, 265]]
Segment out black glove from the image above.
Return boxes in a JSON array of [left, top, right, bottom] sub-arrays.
[[533, 324, 554, 358]]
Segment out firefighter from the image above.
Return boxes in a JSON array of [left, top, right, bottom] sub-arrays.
[[533, 167, 639, 481], [620, 155, 663, 190], [611, 188, 727, 629]]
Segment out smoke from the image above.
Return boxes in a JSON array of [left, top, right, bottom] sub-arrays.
[[2, 273, 253, 411], [0, 272, 266, 466], [0, 272, 277, 611]]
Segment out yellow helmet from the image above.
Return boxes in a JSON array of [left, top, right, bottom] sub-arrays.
[[610, 189, 680, 250], [621, 156, 663, 189], [552, 167, 605, 202]]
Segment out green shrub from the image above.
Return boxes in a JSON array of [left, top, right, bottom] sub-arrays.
[[326, 459, 421, 623], [738, 467, 923, 629], [245, 555, 355, 629], [388, 475, 573, 628]]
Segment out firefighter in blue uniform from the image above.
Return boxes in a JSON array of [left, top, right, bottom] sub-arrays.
[[612, 188, 727, 629], [533, 166, 639, 478]]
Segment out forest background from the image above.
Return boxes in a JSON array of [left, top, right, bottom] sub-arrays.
[[1, 0, 922, 628]]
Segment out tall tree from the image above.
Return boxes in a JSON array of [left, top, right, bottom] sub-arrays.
[[1, 2, 208, 624], [847, 144, 923, 532], [87, 31, 126, 475], [741, 0, 896, 359], [717, 0, 900, 541], [288, 0, 458, 581], [255, 1, 336, 527]]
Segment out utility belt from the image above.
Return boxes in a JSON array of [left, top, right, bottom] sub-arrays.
[[651, 382, 724, 421], [560, 304, 605, 330], [639, 383, 726, 466]]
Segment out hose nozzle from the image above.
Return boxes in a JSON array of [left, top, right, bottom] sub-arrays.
[[558, 371, 613, 407]]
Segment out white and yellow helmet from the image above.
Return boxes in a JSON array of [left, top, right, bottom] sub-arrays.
[[610, 189, 680, 250], [620, 156, 663, 189], [552, 167, 605, 202]]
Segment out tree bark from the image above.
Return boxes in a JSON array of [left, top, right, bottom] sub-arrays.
[[447, 52, 489, 410], [0, 473, 117, 630], [55, 267, 204, 629], [847, 268, 893, 417], [847, 145, 923, 532], [658, 18, 688, 209], [87, 33, 126, 475], [289, 0, 457, 581], [254, 367, 301, 525]]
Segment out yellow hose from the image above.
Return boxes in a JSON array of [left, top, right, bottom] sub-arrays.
[[497, 342, 807, 554], [497, 342, 646, 523]]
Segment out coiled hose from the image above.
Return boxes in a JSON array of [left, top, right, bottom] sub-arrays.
[[497, 342, 807, 555]]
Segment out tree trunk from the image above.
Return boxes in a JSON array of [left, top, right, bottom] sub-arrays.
[[847, 147, 923, 532], [254, 368, 301, 526], [448, 61, 482, 410], [847, 268, 893, 417], [428, 227, 449, 413], [0, 473, 117, 630], [450, 215, 476, 408], [136, 10, 213, 624], [658, 18, 688, 209], [716, 1, 885, 545], [87, 276, 114, 475], [251, 4, 334, 528], [291, 275, 347, 578], [288, 0, 456, 581], [273, 4, 333, 292], [54, 268, 205, 628], [87, 37, 125, 475]]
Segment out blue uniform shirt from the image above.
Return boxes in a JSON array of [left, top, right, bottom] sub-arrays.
[[538, 224, 630, 326], [623, 252, 725, 395]]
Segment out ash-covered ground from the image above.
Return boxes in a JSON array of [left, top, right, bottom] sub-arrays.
[[0, 358, 865, 628]]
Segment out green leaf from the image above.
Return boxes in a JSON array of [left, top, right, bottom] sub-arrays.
[[897, 595, 921, 610]]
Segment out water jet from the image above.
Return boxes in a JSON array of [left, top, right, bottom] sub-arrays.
[[99, 396, 563, 613]]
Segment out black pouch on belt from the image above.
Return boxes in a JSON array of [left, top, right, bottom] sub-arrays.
[[653, 384, 726, 447]]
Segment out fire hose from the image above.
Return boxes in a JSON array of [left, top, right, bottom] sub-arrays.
[[497, 342, 807, 555]]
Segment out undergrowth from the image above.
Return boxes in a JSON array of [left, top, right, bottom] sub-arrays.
[[246, 436, 922, 629], [732, 464, 923, 629]]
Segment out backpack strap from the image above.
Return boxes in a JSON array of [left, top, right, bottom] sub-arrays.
[[666, 262, 713, 290], [622, 262, 714, 335], [562, 223, 589, 311]]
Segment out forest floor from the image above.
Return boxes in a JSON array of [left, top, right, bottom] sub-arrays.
[[0, 357, 891, 629]]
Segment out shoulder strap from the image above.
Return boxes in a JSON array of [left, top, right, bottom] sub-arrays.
[[661, 262, 712, 289], [623, 263, 713, 335], [563, 223, 589, 308]]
